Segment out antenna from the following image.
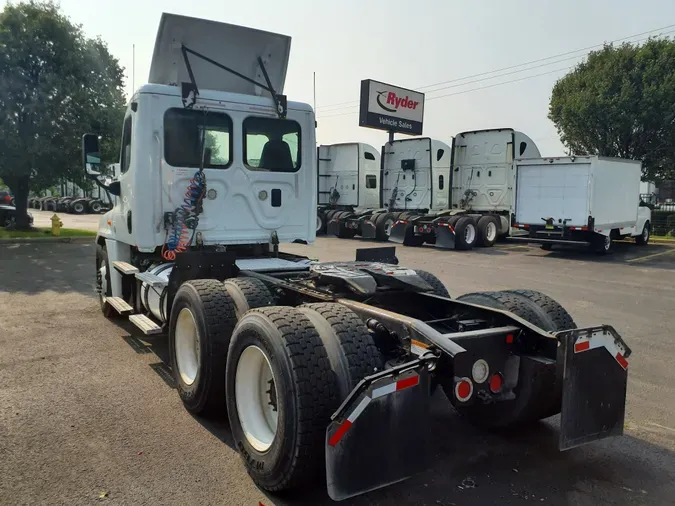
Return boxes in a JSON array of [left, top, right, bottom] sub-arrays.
[[132, 44, 136, 92]]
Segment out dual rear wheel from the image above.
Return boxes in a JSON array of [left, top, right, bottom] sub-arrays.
[[168, 278, 383, 492]]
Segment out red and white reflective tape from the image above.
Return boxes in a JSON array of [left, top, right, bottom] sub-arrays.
[[574, 333, 629, 370], [328, 374, 420, 447]]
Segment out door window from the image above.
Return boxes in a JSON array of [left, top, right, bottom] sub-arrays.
[[120, 115, 132, 174]]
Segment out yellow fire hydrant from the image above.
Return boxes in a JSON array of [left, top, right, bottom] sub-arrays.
[[51, 214, 63, 237]]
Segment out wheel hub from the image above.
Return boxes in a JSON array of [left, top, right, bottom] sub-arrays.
[[486, 222, 497, 241], [235, 345, 279, 452], [175, 308, 200, 386]]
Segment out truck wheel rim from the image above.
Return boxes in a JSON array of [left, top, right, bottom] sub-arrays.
[[235, 345, 278, 453], [643, 227, 649, 241], [604, 236, 611, 250], [92, 203, 101, 212], [98, 264, 107, 297], [175, 308, 200, 386], [316, 215, 323, 232], [465, 223, 477, 244], [75, 203, 83, 212], [486, 222, 497, 242], [384, 218, 394, 236]]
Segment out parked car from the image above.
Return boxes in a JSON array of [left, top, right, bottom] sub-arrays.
[[0, 204, 34, 228], [0, 190, 12, 205]]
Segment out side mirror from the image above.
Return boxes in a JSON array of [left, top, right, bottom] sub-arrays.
[[82, 133, 101, 177]]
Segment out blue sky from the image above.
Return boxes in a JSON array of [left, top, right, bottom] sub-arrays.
[[6, 0, 675, 155]]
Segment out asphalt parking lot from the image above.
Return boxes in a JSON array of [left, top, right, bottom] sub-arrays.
[[1, 237, 675, 506]]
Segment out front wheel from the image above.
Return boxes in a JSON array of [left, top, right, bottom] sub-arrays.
[[95, 245, 115, 317], [635, 222, 650, 246], [226, 307, 337, 491]]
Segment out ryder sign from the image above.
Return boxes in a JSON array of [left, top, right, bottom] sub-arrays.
[[359, 79, 424, 135]]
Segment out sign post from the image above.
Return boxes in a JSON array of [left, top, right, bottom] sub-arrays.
[[359, 79, 425, 140]]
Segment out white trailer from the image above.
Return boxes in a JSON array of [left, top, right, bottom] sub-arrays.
[[316, 142, 380, 234], [511, 156, 651, 253]]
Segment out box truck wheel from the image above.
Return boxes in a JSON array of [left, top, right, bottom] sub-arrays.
[[635, 222, 650, 245], [453, 217, 477, 250], [414, 270, 451, 298], [169, 280, 237, 416], [223, 277, 276, 320], [375, 212, 395, 240], [447, 291, 563, 427], [226, 307, 337, 492], [592, 233, 613, 254], [477, 216, 498, 247]]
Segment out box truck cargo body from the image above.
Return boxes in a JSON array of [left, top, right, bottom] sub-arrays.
[[511, 156, 651, 252]]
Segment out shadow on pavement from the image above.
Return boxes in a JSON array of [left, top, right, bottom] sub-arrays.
[[524, 241, 675, 268], [0, 242, 96, 294]]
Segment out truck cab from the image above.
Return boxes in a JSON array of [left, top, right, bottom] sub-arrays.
[[86, 14, 317, 257]]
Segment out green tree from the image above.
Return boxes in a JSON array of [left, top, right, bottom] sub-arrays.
[[0, 1, 125, 228], [549, 38, 675, 182]]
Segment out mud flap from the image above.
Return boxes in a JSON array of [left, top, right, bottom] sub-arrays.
[[557, 326, 631, 451], [361, 219, 377, 239], [388, 221, 409, 244], [434, 223, 456, 250], [326, 361, 432, 501], [327, 219, 341, 236]]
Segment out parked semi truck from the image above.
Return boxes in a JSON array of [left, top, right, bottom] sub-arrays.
[[82, 13, 631, 502], [357, 129, 540, 249], [316, 142, 381, 235], [509, 156, 651, 253]]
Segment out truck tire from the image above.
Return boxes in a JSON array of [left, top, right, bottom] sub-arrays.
[[375, 212, 395, 240], [316, 211, 327, 235], [223, 277, 276, 320], [414, 270, 451, 298], [169, 280, 237, 416], [90, 200, 103, 213], [71, 201, 86, 215], [453, 216, 477, 250], [592, 233, 613, 254], [505, 289, 576, 331], [448, 290, 559, 428], [635, 222, 650, 245], [225, 307, 337, 492], [95, 244, 115, 318], [477, 216, 498, 247], [298, 303, 383, 398]]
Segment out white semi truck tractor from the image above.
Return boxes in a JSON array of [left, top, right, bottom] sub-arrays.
[[82, 13, 633, 502], [316, 142, 381, 235]]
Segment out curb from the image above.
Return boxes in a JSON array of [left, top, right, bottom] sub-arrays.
[[0, 236, 94, 245]]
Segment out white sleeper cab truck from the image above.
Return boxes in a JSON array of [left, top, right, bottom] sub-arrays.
[[510, 156, 651, 253], [316, 142, 381, 235], [82, 13, 633, 502], [372, 129, 539, 249]]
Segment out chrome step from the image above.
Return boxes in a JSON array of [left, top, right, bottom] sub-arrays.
[[104, 296, 133, 315], [129, 314, 163, 335], [112, 261, 139, 275], [135, 271, 168, 288]]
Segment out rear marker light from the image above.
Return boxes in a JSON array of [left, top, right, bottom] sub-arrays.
[[454, 378, 473, 402], [489, 373, 503, 393], [506, 334, 514, 344]]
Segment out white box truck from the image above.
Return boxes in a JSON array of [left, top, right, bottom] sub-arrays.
[[510, 156, 651, 253]]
